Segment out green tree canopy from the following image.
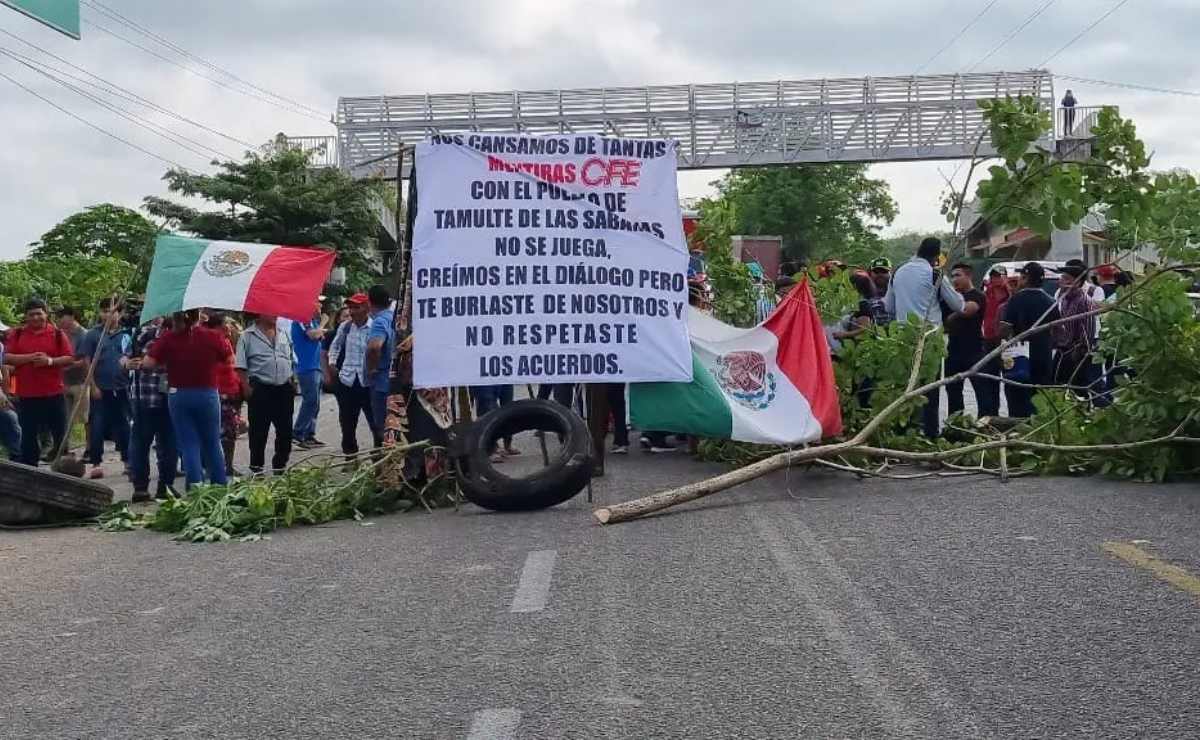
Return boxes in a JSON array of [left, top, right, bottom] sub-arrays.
[[29, 204, 159, 290], [143, 143, 386, 291], [694, 165, 897, 263], [0, 255, 136, 326]]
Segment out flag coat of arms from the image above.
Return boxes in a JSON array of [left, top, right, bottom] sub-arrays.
[[630, 280, 842, 444], [141, 235, 335, 323]]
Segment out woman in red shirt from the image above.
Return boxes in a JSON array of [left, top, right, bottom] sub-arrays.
[[143, 309, 232, 488], [4, 299, 75, 466], [204, 312, 244, 478]]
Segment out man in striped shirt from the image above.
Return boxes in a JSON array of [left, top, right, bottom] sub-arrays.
[[327, 293, 380, 457]]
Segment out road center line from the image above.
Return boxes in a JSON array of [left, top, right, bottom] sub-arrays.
[[510, 549, 557, 613], [467, 708, 521, 740], [1103, 541, 1200, 599]]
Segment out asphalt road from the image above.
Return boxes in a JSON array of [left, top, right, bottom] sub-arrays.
[[4, 417, 1200, 738]]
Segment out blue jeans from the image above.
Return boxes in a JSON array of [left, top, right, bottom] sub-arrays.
[[129, 403, 177, 492], [471, 384, 514, 418], [0, 407, 21, 459], [293, 369, 323, 442], [87, 390, 130, 466], [370, 389, 389, 448], [169, 388, 227, 488], [471, 385, 514, 447]]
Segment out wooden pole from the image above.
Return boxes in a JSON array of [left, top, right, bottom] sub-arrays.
[[587, 384, 608, 477]]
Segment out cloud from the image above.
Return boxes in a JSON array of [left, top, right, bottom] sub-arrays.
[[0, 0, 1196, 258]]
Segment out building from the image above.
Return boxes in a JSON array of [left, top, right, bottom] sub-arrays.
[[961, 200, 1156, 273]]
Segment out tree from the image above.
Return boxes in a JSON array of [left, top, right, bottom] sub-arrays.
[[696, 165, 897, 263], [594, 100, 1200, 525], [143, 143, 387, 291], [0, 255, 136, 326], [878, 230, 952, 268], [969, 99, 1153, 241], [29, 204, 159, 290]]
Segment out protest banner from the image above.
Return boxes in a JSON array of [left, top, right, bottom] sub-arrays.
[[411, 133, 693, 388]]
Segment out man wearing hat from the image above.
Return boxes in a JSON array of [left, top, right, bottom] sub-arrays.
[[326, 293, 380, 459], [291, 296, 328, 450], [869, 257, 892, 297]]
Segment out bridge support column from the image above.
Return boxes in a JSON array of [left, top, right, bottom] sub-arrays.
[[1047, 223, 1083, 262]]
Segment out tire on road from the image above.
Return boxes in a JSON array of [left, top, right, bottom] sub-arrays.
[[456, 398, 593, 512], [0, 458, 113, 526]]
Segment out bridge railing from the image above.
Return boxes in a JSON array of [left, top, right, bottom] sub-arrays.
[[278, 135, 339, 167], [1057, 106, 1111, 140], [334, 71, 1056, 178]]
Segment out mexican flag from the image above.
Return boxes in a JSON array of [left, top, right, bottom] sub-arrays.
[[141, 235, 335, 323], [630, 280, 842, 444]]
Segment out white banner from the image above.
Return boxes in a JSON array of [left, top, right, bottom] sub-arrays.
[[412, 133, 693, 389]]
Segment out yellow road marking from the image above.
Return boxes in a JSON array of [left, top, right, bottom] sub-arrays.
[[1102, 541, 1200, 600]]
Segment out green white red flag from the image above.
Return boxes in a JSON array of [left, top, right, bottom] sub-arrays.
[[141, 235, 334, 323], [630, 280, 842, 444]]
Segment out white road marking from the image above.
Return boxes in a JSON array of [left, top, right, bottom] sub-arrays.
[[750, 510, 983, 738], [510, 549, 557, 613], [467, 708, 521, 740]]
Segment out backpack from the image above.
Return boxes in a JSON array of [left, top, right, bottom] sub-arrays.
[[333, 321, 351, 370]]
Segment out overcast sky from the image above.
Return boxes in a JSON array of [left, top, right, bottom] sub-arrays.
[[0, 0, 1195, 260]]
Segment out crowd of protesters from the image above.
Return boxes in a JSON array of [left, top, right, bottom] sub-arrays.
[[823, 237, 1134, 437], [0, 243, 1140, 488], [0, 285, 400, 501]]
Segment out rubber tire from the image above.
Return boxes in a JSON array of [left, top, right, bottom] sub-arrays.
[[0, 458, 113, 525], [457, 398, 592, 512]]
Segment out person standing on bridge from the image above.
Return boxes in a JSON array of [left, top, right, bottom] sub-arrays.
[[884, 237, 965, 438], [1062, 89, 1077, 134]]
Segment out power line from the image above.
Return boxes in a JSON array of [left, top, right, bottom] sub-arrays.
[[82, 0, 328, 119], [1039, 0, 1132, 66], [915, 0, 1003, 74], [0, 66, 187, 170], [82, 17, 328, 122], [2, 50, 234, 161], [1055, 74, 1200, 98], [966, 0, 1057, 72], [0, 33, 256, 150]]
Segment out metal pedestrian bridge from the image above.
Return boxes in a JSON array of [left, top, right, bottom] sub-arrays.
[[291, 70, 1064, 180]]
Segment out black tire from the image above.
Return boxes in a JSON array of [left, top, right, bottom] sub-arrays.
[[0, 458, 113, 526], [456, 399, 592, 512]]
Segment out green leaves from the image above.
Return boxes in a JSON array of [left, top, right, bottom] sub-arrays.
[[695, 164, 896, 263], [143, 148, 385, 292], [975, 96, 1154, 241], [29, 204, 159, 291], [0, 254, 136, 326]]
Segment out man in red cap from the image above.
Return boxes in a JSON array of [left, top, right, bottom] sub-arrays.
[[1095, 264, 1120, 299], [325, 294, 380, 459]]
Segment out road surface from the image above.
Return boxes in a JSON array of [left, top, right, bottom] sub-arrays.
[[3, 403, 1200, 738]]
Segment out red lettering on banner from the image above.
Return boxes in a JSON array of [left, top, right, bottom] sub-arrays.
[[486, 156, 577, 184], [581, 158, 641, 188]]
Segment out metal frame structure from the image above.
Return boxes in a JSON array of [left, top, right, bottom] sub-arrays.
[[321, 70, 1054, 180]]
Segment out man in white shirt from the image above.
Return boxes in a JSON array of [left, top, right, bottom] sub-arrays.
[[883, 237, 965, 438], [326, 293, 379, 457]]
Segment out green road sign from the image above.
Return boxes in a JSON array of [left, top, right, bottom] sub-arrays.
[[1, 0, 80, 39]]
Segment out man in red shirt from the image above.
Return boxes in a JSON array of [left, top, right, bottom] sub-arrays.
[[4, 299, 75, 466]]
